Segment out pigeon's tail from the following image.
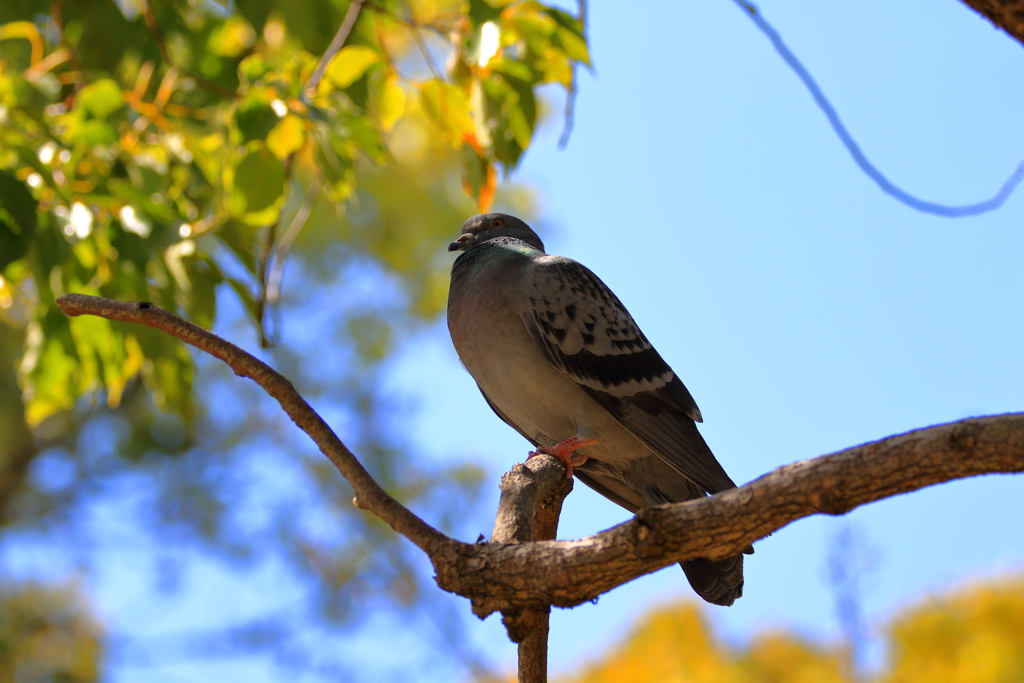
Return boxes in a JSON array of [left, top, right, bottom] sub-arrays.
[[680, 553, 745, 607]]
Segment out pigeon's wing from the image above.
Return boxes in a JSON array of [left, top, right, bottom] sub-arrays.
[[521, 255, 737, 494]]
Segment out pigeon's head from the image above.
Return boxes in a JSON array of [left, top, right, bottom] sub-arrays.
[[448, 213, 545, 253]]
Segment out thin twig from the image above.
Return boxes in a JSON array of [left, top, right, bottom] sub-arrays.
[[305, 0, 366, 97], [266, 173, 323, 306], [402, 1, 445, 82], [50, 0, 84, 92], [557, 0, 587, 149], [733, 0, 1024, 217], [254, 156, 296, 348]]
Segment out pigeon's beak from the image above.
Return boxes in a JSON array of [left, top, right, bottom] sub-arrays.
[[448, 233, 473, 252]]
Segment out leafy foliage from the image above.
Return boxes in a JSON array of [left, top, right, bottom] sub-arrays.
[[558, 603, 847, 683], [554, 578, 1024, 683], [0, 0, 587, 427], [0, 0, 586, 676], [0, 581, 103, 683]]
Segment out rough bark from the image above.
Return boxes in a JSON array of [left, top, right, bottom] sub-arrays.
[[57, 294, 1024, 637], [960, 0, 1024, 45], [433, 413, 1024, 618]]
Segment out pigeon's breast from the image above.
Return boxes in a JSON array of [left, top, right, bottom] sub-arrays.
[[448, 257, 587, 446]]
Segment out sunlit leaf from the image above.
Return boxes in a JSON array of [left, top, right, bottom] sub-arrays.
[[76, 79, 124, 118], [325, 46, 380, 89], [377, 74, 406, 132], [208, 16, 256, 58], [267, 114, 307, 159], [482, 66, 537, 170], [419, 80, 474, 144], [22, 311, 80, 427]]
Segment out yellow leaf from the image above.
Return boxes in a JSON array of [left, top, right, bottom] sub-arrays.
[[107, 333, 145, 408], [25, 338, 78, 426], [378, 74, 406, 132], [325, 46, 380, 88], [419, 80, 474, 144], [266, 114, 306, 159], [208, 16, 256, 57]]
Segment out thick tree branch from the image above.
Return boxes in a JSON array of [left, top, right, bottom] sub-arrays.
[[56, 294, 1024, 641], [433, 413, 1024, 618], [960, 0, 1024, 45]]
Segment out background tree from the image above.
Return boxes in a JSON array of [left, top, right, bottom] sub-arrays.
[[552, 577, 1024, 683]]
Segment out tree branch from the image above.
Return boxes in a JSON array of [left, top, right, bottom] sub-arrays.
[[305, 0, 366, 97], [959, 0, 1024, 45], [55, 294, 1024, 645], [433, 412, 1024, 617], [733, 0, 1024, 218], [55, 294, 450, 556]]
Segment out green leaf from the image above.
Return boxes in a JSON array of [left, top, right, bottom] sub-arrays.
[[554, 26, 590, 65], [76, 79, 125, 118], [325, 46, 380, 89], [239, 54, 272, 84], [135, 325, 195, 420], [0, 170, 37, 270], [207, 16, 256, 58], [235, 96, 280, 142], [68, 119, 119, 146], [23, 307, 79, 426], [183, 255, 222, 330], [468, 0, 504, 27], [232, 147, 285, 218], [215, 220, 260, 275], [343, 114, 386, 164], [482, 68, 536, 170]]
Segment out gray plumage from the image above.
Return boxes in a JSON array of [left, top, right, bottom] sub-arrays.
[[447, 213, 750, 606]]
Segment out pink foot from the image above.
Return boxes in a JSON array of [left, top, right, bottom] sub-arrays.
[[528, 437, 597, 478]]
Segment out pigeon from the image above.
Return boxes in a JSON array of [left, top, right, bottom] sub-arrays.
[[447, 213, 751, 607]]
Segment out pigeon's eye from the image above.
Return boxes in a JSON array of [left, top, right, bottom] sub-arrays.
[[492, 218, 504, 229]]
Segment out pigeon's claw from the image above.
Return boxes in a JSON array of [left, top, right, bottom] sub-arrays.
[[528, 437, 597, 478]]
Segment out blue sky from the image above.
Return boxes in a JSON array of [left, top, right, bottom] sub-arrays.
[[394, 0, 1024, 676]]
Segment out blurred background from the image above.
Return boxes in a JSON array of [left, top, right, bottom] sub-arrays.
[[0, 0, 1022, 681]]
